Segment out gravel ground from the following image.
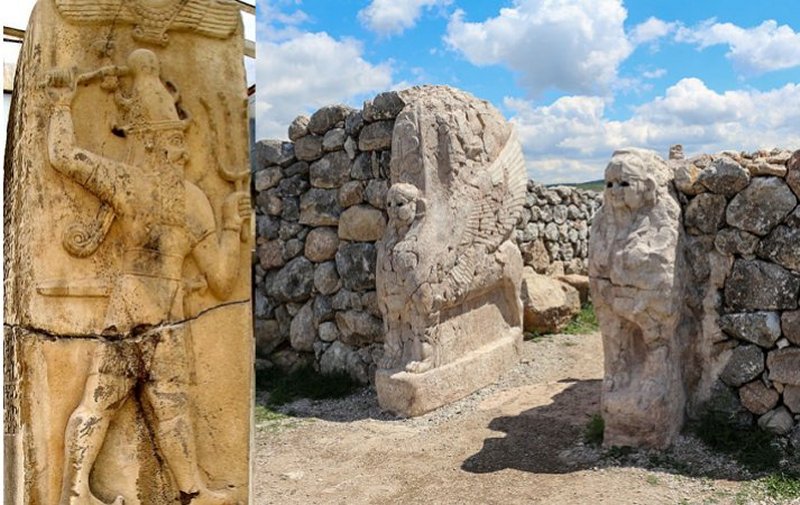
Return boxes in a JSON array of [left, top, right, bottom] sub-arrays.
[[253, 332, 800, 505]]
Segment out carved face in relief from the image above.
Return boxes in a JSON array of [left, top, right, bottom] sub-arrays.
[[128, 48, 160, 77], [162, 132, 189, 168], [604, 155, 655, 211], [386, 183, 420, 225]]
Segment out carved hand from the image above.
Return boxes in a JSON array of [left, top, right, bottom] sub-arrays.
[[222, 191, 251, 230], [44, 68, 76, 105]]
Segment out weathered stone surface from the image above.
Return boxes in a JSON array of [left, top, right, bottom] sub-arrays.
[[5, 7, 253, 502], [345, 110, 365, 136], [319, 341, 367, 382], [758, 406, 794, 435], [299, 189, 342, 226], [365, 180, 389, 209], [785, 150, 800, 197], [374, 86, 525, 417], [338, 180, 365, 208], [313, 295, 335, 324], [363, 91, 407, 120], [304, 227, 339, 262], [285, 160, 310, 177], [781, 310, 800, 346], [255, 319, 284, 357], [520, 239, 551, 273], [267, 257, 315, 302], [724, 259, 800, 311], [358, 120, 394, 151], [521, 268, 580, 333], [767, 348, 800, 385], [313, 261, 341, 295], [698, 157, 750, 196], [757, 225, 800, 271], [336, 310, 383, 345], [589, 148, 685, 449], [738, 380, 779, 415], [332, 289, 363, 311], [721, 345, 765, 387], [254, 166, 283, 191], [719, 312, 781, 348], [338, 205, 388, 241], [784, 385, 800, 413], [672, 160, 705, 195], [685, 193, 726, 235], [257, 240, 286, 270], [289, 302, 316, 352], [310, 151, 351, 189], [278, 174, 310, 197], [726, 177, 796, 236], [714, 228, 759, 256], [747, 160, 787, 177], [336, 243, 378, 291], [351, 152, 377, 180], [295, 135, 324, 161], [288, 115, 310, 141], [322, 127, 347, 152], [318, 321, 341, 343], [253, 139, 295, 167], [308, 104, 353, 134], [557, 274, 590, 304]]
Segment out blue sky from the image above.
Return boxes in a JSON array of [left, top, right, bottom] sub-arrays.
[[256, 0, 800, 183]]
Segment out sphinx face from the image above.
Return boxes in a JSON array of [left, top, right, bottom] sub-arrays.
[[387, 191, 417, 225], [604, 161, 650, 211]]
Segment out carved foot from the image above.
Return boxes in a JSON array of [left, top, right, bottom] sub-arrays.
[[378, 345, 401, 370], [189, 488, 239, 505], [404, 359, 433, 374]]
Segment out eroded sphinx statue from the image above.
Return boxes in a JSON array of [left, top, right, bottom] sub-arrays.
[[588, 148, 687, 449], [5, 1, 251, 503], [375, 86, 526, 416]]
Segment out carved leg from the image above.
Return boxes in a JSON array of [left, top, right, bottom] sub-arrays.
[[405, 330, 435, 374], [379, 314, 403, 370], [144, 329, 239, 505], [60, 355, 132, 505]]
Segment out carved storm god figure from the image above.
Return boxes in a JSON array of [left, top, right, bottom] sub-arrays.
[[5, 1, 252, 504], [589, 148, 687, 449], [375, 86, 526, 417]]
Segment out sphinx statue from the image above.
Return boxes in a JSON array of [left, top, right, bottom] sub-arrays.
[[375, 86, 526, 416], [589, 148, 687, 448]]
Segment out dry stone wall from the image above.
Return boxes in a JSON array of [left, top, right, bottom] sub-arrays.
[[675, 147, 800, 444], [251, 90, 599, 382]]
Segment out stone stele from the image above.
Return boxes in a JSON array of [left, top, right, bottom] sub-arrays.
[[588, 148, 687, 449], [4, 1, 253, 503], [375, 86, 526, 417]]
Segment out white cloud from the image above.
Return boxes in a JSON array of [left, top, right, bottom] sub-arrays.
[[507, 78, 800, 184], [630, 17, 676, 45], [359, 0, 452, 36], [444, 0, 633, 96], [676, 19, 800, 75], [642, 68, 666, 79], [256, 32, 393, 139]]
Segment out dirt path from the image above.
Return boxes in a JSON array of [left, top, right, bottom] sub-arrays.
[[253, 333, 791, 505]]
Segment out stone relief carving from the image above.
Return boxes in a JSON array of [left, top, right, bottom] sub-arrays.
[[44, 48, 248, 505], [588, 148, 687, 449], [375, 86, 526, 416], [54, 0, 240, 46]]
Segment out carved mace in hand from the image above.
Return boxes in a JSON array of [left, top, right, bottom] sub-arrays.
[[201, 92, 250, 242]]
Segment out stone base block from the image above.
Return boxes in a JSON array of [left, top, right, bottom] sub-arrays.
[[375, 329, 522, 417]]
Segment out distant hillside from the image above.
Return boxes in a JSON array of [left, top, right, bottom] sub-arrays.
[[548, 179, 605, 192]]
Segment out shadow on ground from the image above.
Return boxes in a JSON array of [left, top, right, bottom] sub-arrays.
[[461, 379, 786, 481], [462, 379, 601, 474]]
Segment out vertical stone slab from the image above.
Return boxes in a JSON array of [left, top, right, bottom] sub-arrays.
[[374, 86, 526, 416], [4, 1, 252, 503], [588, 148, 687, 449]]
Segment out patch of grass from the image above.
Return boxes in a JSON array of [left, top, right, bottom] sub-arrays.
[[760, 473, 800, 501], [564, 303, 599, 335], [255, 365, 361, 406], [646, 474, 660, 486], [254, 404, 287, 424], [584, 413, 604, 445], [688, 411, 783, 473]]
